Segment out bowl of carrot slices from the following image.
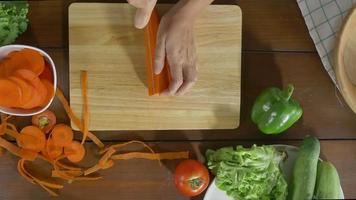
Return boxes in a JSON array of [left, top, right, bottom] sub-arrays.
[[0, 45, 57, 116]]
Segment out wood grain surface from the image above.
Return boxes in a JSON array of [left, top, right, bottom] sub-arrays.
[[0, 140, 356, 199], [0, 0, 355, 199], [69, 3, 241, 130]]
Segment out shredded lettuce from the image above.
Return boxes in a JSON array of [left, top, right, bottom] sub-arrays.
[[206, 145, 287, 200], [0, 1, 29, 46]]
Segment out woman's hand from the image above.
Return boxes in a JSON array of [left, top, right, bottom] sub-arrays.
[[155, 4, 198, 96], [128, 0, 214, 95], [127, 0, 157, 29]]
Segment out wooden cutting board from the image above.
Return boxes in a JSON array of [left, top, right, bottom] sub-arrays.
[[69, 3, 241, 130]]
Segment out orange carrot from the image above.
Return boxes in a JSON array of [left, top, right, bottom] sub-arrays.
[[144, 8, 170, 95], [7, 49, 45, 76], [64, 141, 85, 163], [0, 78, 22, 108], [84, 148, 116, 176], [8, 76, 33, 108], [39, 62, 54, 83], [111, 151, 189, 160], [40, 79, 54, 107], [17, 126, 46, 152], [14, 69, 47, 107], [81, 71, 89, 144], [32, 110, 56, 134], [55, 88, 104, 148], [0, 137, 37, 160], [51, 124, 73, 147], [42, 137, 63, 160]]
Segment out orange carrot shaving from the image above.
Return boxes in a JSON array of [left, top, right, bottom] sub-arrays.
[[111, 151, 189, 160], [144, 8, 171, 95], [84, 148, 116, 176], [0, 137, 37, 160], [64, 140, 85, 163], [55, 88, 104, 148], [99, 140, 155, 155], [81, 71, 89, 144], [0, 114, 11, 135]]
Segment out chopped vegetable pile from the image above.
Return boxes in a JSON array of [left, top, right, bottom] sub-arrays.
[[206, 145, 287, 200], [0, 70, 189, 196], [0, 48, 54, 109], [0, 1, 29, 46]]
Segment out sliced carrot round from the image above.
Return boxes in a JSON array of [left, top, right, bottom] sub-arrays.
[[39, 62, 54, 83], [8, 76, 32, 108], [7, 49, 45, 75], [0, 79, 22, 108], [40, 79, 54, 107], [51, 124, 73, 147], [42, 137, 63, 160], [64, 141, 85, 163], [17, 126, 46, 152], [14, 69, 47, 107]]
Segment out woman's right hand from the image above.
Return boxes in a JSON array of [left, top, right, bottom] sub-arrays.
[[127, 0, 157, 29]]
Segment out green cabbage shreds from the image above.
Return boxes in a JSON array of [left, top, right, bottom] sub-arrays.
[[0, 1, 29, 46], [206, 145, 287, 200]]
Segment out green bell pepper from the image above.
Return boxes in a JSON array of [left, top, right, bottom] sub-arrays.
[[251, 84, 303, 134]]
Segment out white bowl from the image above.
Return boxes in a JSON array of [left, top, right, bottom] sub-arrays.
[[0, 45, 57, 116]]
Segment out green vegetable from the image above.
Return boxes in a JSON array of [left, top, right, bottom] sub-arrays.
[[251, 84, 303, 134], [206, 145, 288, 200], [314, 161, 342, 199], [289, 136, 320, 200], [0, 1, 29, 46]]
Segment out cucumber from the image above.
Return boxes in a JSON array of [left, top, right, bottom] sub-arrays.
[[314, 161, 342, 199], [289, 136, 320, 200]]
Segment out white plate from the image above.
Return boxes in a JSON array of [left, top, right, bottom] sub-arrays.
[[204, 145, 344, 200]]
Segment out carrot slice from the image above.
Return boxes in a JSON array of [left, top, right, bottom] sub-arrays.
[[51, 124, 73, 147], [0, 78, 22, 108], [17, 126, 46, 152], [8, 76, 33, 107], [42, 137, 63, 160], [55, 88, 104, 149], [111, 151, 189, 160], [7, 49, 45, 76], [14, 69, 47, 107], [40, 79, 54, 107], [39, 62, 54, 83], [144, 8, 170, 95], [64, 141, 85, 163], [0, 137, 37, 160], [81, 71, 89, 144]]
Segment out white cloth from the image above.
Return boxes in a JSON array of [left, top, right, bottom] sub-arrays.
[[297, 0, 356, 85]]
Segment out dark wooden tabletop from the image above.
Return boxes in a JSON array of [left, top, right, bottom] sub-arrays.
[[1, 0, 356, 199]]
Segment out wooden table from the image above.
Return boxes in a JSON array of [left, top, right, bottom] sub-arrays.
[[1, 0, 356, 199]]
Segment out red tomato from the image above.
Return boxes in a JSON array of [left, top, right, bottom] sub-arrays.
[[174, 159, 210, 197], [32, 110, 56, 134]]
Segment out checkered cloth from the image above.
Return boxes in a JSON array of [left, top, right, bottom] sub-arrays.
[[297, 0, 356, 85]]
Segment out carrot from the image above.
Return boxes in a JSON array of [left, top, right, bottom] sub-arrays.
[[111, 151, 189, 160], [51, 124, 73, 147], [14, 69, 47, 107], [99, 140, 155, 155], [64, 140, 86, 163], [40, 79, 54, 107], [8, 76, 33, 108], [0, 137, 37, 160], [7, 49, 45, 76], [55, 88, 104, 148], [32, 110, 56, 134], [0, 78, 22, 108], [39, 62, 54, 83], [144, 8, 170, 95], [17, 126, 46, 152], [81, 71, 89, 144], [84, 148, 116, 176], [42, 137, 63, 160]]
